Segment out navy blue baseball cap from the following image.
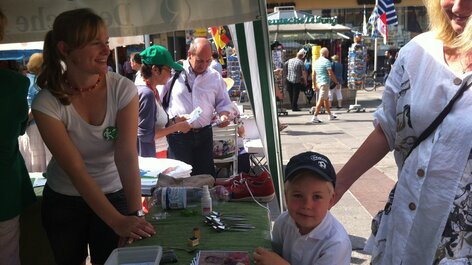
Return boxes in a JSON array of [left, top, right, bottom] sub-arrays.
[[284, 151, 336, 187]]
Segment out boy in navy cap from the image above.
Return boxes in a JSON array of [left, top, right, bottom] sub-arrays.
[[254, 151, 351, 265]]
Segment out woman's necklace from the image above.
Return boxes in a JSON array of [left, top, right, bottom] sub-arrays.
[[146, 81, 160, 102], [65, 75, 102, 93]]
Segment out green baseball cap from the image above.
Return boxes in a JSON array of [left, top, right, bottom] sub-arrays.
[[139, 45, 183, 71]]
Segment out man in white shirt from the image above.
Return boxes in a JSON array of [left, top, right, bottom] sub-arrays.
[[161, 38, 234, 176]]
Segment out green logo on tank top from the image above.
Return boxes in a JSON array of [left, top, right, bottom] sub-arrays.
[[103, 126, 118, 141]]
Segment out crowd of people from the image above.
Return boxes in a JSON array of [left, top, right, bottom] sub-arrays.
[[280, 45, 345, 121], [3, 0, 472, 264]]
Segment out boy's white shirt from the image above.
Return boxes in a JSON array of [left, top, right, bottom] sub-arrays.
[[271, 211, 351, 265]]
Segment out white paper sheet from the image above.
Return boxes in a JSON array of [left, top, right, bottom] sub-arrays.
[[139, 157, 192, 179]]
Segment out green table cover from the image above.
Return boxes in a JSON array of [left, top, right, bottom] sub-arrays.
[[132, 202, 272, 264], [20, 187, 271, 265]]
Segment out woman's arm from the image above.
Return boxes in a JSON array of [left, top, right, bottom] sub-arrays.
[[138, 90, 157, 144], [113, 94, 156, 239], [115, 94, 142, 213], [155, 120, 192, 139], [335, 124, 390, 204]]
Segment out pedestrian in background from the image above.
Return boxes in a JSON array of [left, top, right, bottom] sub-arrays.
[[210, 50, 223, 76], [123, 56, 134, 80], [32, 8, 155, 264], [283, 49, 307, 111], [382, 50, 395, 85], [311, 47, 338, 123], [19, 52, 52, 172], [335, 0, 472, 264], [329, 55, 343, 109], [131, 52, 145, 85]]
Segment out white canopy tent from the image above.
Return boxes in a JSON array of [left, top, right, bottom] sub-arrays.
[[269, 23, 352, 32], [0, 37, 144, 52], [0, 37, 144, 71], [0, 41, 44, 51], [1, 0, 285, 209]]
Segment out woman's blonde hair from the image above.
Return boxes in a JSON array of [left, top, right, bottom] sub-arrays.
[[37, 8, 105, 105], [27, 53, 44, 75], [425, 0, 472, 52]]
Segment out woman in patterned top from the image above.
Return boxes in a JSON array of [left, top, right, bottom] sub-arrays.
[[335, 0, 472, 264]]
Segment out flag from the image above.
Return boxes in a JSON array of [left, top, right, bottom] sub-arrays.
[[362, 5, 368, 36], [378, 12, 388, 43], [209, 26, 230, 64], [378, 0, 398, 26], [368, 7, 381, 39], [368, 6, 388, 42]]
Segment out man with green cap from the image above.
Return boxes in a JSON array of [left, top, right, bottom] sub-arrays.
[[137, 45, 190, 157], [161, 38, 234, 177]]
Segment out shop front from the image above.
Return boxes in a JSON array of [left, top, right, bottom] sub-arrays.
[[268, 6, 351, 56], [268, 6, 354, 108]]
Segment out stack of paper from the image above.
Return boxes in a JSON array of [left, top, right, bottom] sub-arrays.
[[138, 157, 192, 195]]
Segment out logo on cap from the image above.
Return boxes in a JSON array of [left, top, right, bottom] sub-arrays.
[[310, 154, 328, 168], [285, 151, 336, 187]]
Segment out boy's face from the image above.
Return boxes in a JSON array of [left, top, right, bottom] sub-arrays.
[[285, 175, 335, 235]]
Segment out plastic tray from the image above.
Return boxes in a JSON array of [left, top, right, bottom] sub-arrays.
[[104, 246, 162, 265]]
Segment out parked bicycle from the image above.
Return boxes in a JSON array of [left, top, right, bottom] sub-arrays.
[[363, 70, 382, 91]]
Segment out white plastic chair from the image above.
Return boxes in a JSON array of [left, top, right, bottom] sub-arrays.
[[212, 124, 239, 177]]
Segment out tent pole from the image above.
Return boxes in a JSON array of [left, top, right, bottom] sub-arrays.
[[374, 38, 378, 72], [374, 0, 378, 72], [114, 48, 119, 74], [144, 34, 150, 48], [173, 31, 177, 61]]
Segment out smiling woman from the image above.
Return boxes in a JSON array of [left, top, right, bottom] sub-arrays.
[[31, 8, 155, 265], [334, 0, 472, 264]]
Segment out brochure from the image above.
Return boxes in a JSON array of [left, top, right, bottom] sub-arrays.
[[191, 250, 250, 265]]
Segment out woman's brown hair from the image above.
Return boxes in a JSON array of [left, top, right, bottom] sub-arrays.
[[36, 8, 105, 105]]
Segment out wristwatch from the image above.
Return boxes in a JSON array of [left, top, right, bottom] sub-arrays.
[[129, 209, 145, 217]]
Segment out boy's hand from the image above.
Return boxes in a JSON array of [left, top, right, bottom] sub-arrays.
[[253, 247, 289, 265]]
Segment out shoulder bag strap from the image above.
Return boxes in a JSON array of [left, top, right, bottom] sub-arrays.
[[162, 70, 181, 111], [404, 77, 472, 160], [382, 77, 472, 216]]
